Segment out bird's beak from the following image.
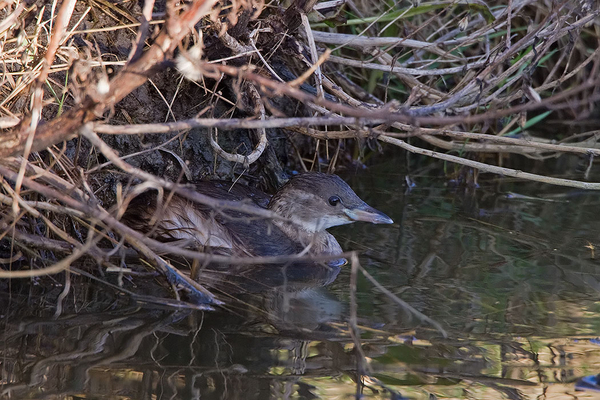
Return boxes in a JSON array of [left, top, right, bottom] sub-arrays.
[[343, 203, 394, 224]]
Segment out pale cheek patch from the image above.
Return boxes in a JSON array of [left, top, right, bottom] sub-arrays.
[[316, 215, 352, 230]]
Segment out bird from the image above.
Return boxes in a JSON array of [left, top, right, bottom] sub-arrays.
[[122, 172, 393, 264]]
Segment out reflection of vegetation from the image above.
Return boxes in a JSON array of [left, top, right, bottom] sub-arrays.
[[1, 286, 590, 400], [4, 175, 600, 398], [340, 175, 600, 341], [1, 0, 600, 395]]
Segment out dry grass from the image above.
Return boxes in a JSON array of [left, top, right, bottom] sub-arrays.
[[0, 1, 599, 398], [0, 0, 599, 304]]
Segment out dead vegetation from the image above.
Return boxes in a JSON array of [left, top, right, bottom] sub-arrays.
[[0, 0, 599, 306]]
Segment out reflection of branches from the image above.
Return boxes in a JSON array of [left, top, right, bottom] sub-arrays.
[[1, 309, 185, 397], [351, 254, 447, 338], [348, 254, 446, 399], [0, 267, 564, 400]]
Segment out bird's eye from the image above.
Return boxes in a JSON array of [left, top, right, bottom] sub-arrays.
[[328, 196, 341, 206]]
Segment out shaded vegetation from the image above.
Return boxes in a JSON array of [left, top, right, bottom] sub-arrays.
[[0, 0, 600, 396]]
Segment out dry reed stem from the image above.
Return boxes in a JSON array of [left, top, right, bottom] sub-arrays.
[[0, 157, 219, 304], [0, 0, 219, 158], [1, 0, 599, 306], [379, 135, 600, 189], [1, 152, 352, 267], [95, 117, 600, 156]]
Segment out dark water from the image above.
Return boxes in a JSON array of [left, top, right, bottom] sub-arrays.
[[3, 164, 600, 399]]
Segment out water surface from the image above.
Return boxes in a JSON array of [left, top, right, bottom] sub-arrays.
[[3, 163, 600, 399]]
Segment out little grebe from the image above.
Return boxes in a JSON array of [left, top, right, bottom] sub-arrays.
[[123, 173, 393, 261]]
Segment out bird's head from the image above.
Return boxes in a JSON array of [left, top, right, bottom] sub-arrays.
[[268, 172, 393, 233]]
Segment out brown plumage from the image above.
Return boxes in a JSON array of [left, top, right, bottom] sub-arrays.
[[122, 173, 393, 262]]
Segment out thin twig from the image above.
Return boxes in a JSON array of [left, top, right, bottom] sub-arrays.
[[379, 135, 600, 190], [209, 84, 268, 166]]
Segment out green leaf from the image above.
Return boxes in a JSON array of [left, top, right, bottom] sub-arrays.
[[504, 110, 553, 137], [311, 1, 495, 28]]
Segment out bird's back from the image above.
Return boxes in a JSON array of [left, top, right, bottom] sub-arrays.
[[122, 180, 300, 257]]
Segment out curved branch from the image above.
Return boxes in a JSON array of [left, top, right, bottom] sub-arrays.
[[210, 84, 268, 166]]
